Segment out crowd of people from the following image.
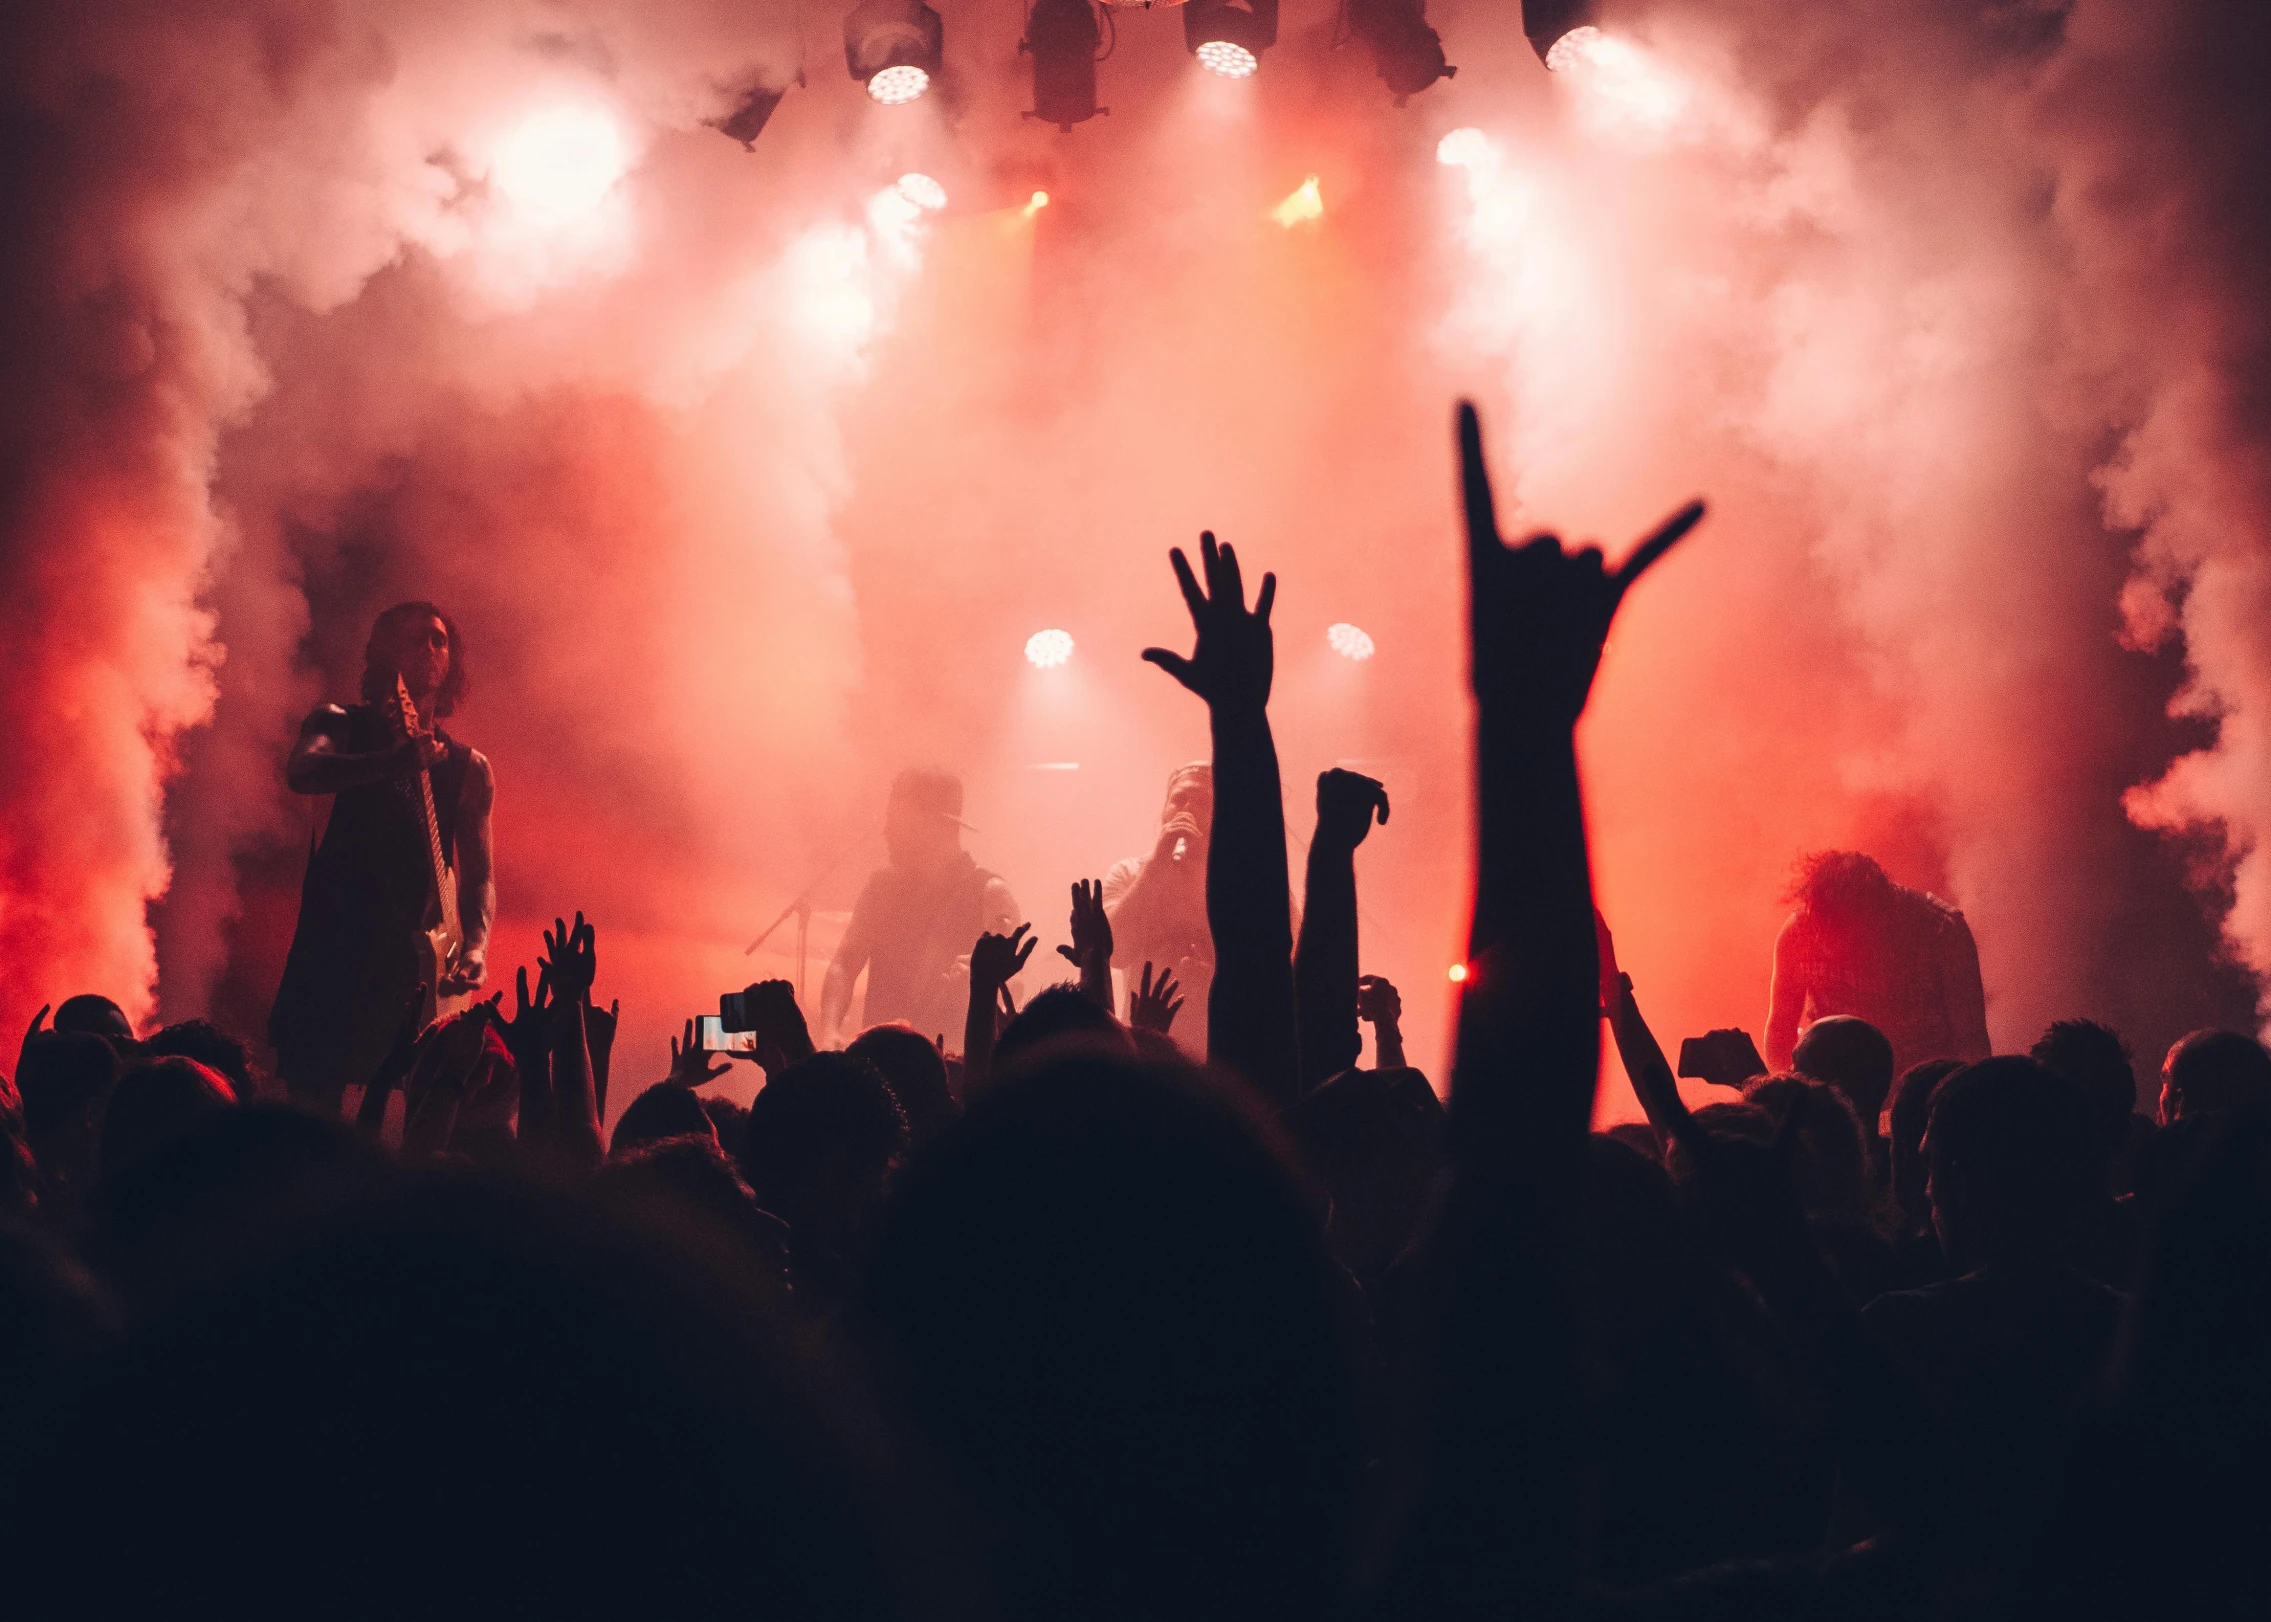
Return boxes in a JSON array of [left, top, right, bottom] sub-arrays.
[[4, 403, 2268, 1618]]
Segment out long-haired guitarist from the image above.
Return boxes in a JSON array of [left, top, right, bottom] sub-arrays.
[[268, 601, 496, 1113]]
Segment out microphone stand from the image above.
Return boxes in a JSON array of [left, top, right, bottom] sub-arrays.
[[745, 833, 868, 1004]]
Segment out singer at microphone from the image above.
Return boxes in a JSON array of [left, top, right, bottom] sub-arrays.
[[1102, 762, 1216, 1053]]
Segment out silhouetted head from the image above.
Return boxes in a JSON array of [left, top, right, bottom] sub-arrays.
[[2032, 1019, 2138, 1157], [855, 1054, 1364, 1622], [883, 768, 964, 869], [994, 985, 1130, 1077], [98, 1057, 235, 1186], [2157, 1029, 2271, 1125], [29, 1178, 945, 1618], [1887, 1057, 1963, 1232], [361, 600, 464, 717], [16, 1032, 121, 1216], [1744, 1074, 1870, 1224], [1926, 1057, 2097, 1271], [848, 1023, 958, 1147], [591, 1135, 792, 1294], [1283, 1064, 1445, 1289], [145, 1018, 255, 1100], [1792, 1016, 1896, 1134], [611, 1082, 718, 1158], [52, 994, 133, 1044], [738, 1052, 906, 1305], [1160, 761, 1214, 831], [1603, 1121, 1663, 1164]]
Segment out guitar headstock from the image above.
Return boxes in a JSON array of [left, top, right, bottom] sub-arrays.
[[386, 673, 422, 741]]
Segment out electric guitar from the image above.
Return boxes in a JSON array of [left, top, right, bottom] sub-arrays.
[[387, 675, 468, 1026]]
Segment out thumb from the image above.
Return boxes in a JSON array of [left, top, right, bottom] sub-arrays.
[[1141, 648, 1199, 689], [1058, 944, 1079, 964]]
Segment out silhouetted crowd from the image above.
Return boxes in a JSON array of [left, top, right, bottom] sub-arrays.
[[5, 407, 2268, 1620]]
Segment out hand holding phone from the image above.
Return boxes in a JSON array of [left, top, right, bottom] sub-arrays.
[[1676, 1028, 1767, 1090]]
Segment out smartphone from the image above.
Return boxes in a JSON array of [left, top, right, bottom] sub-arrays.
[[696, 1015, 756, 1054], [719, 990, 753, 1031], [1677, 1029, 1766, 1088]]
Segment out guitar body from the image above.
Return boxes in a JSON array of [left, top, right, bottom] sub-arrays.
[[387, 675, 472, 1028]]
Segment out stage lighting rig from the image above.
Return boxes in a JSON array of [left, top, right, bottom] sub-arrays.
[[1184, 0, 1277, 78], [1345, 0, 1454, 102], [1022, 0, 1110, 132], [845, 0, 945, 104], [1521, 0, 1599, 68]]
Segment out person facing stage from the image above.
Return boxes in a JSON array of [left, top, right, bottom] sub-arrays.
[[268, 602, 495, 1112], [820, 769, 1020, 1047], [1103, 762, 1215, 1053], [1765, 849, 1990, 1079]]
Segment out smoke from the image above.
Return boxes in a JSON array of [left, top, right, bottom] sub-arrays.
[[1, 0, 2263, 1095]]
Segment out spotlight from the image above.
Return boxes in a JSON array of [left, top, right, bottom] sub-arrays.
[[1022, 189, 1050, 217], [1023, 0, 1109, 133], [1447, 962, 1469, 983], [1435, 126, 1490, 168], [1185, 0, 1276, 78], [895, 172, 948, 210], [1346, 0, 1455, 102], [845, 0, 944, 104], [1326, 622, 1375, 661], [1521, 0, 1599, 68], [1025, 629, 1075, 669], [1270, 174, 1323, 227]]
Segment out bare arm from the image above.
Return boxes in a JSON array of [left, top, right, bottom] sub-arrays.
[[285, 704, 432, 796], [1104, 833, 1205, 962], [1765, 914, 1807, 1071], [1295, 770, 1388, 1088], [819, 887, 878, 1047], [449, 751, 496, 990]]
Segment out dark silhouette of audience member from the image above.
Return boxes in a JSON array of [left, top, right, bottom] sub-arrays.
[[0, 1070, 36, 1218], [23, 1178, 950, 1619], [2033, 1018, 2148, 1190], [992, 983, 1131, 1077], [16, 1031, 121, 1232], [1885, 1056, 1962, 1275], [146, 1016, 257, 1100], [736, 1051, 907, 1306], [1283, 1059, 1445, 1296], [1766, 851, 1991, 1076], [847, 1022, 959, 1147], [1864, 1057, 2121, 1598], [97, 1055, 236, 1186], [1745, 1073, 1897, 1304], [590, 1134, 792, 1293], [610, 1078, 719, 1156], [1294, 767, 1389, 1088], [855, 1054, 1364, 1622], [1103, 762, 1215, 1051], [51, 993, 134, 1044], [822, 768, 1020, 1046], [2156, 1027, 2271, 1123], [1791, 1013, 1895, 1174]]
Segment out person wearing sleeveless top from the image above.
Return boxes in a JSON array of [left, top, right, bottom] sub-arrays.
[[268, 603, 496, 1112]]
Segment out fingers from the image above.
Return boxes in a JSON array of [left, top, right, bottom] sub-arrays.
[[1141, 648, 1198, 690], [1210, 533, 1240, 606], [23, 1003, 50, 1049], [1168, 547, 1206, 621], [1613, 499, 1706, 600], [1458, 400, 1502, 565], [1012, 934, 1038, 973], [1255, 571, 1275, 624], [1058, 944, 1079, 965], [1374, 782, 1391, 825]]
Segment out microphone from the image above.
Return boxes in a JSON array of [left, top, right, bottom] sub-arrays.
[[1171, 836, 1188, 862]]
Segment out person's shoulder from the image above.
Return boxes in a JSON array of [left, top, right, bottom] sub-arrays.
[[299, 702, 353, 731]]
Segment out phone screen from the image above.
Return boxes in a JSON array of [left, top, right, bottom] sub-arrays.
[[696, 1015, 756, 1053]]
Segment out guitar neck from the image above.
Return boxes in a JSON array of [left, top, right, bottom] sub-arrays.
[[415, 762, 459, 934]]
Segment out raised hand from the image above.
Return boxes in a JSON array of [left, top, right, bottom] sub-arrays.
[[1142, 530, 1277, 712], [745, 980, 815, 1072], [1459, 400, 1703, 725], [540, 912, 597, 1005], [1128, 961, 1185, 1035], [18, 1003, 50, 1075], [971, 922, 1037, 995], [1314, 768, 1390, 852], [1356, 973, 1402, 1029], [501, 964, 551, 1073], [1057, 879, 1114, 968], [670, 1018, 732, 1087]]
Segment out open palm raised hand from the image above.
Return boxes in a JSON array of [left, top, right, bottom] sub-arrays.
[[1142, 530, 1277, 712]]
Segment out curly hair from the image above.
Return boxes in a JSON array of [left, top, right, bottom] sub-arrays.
[[360, 601, 467, 718]]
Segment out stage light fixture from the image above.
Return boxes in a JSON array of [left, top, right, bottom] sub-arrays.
[[845, 0, 944, 104], [1023, 189, 1050, 217], [895, 172, 948, 209], [1025, 628, 1075, 668], [1521, 0, 1599, 68], [1447, 962, 1469, 983], [1346, 0, 1455, 102], [1023, 0, 1109, 133], [1185, 0, 1277, 78], [1326, 622, 1375, 661]]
